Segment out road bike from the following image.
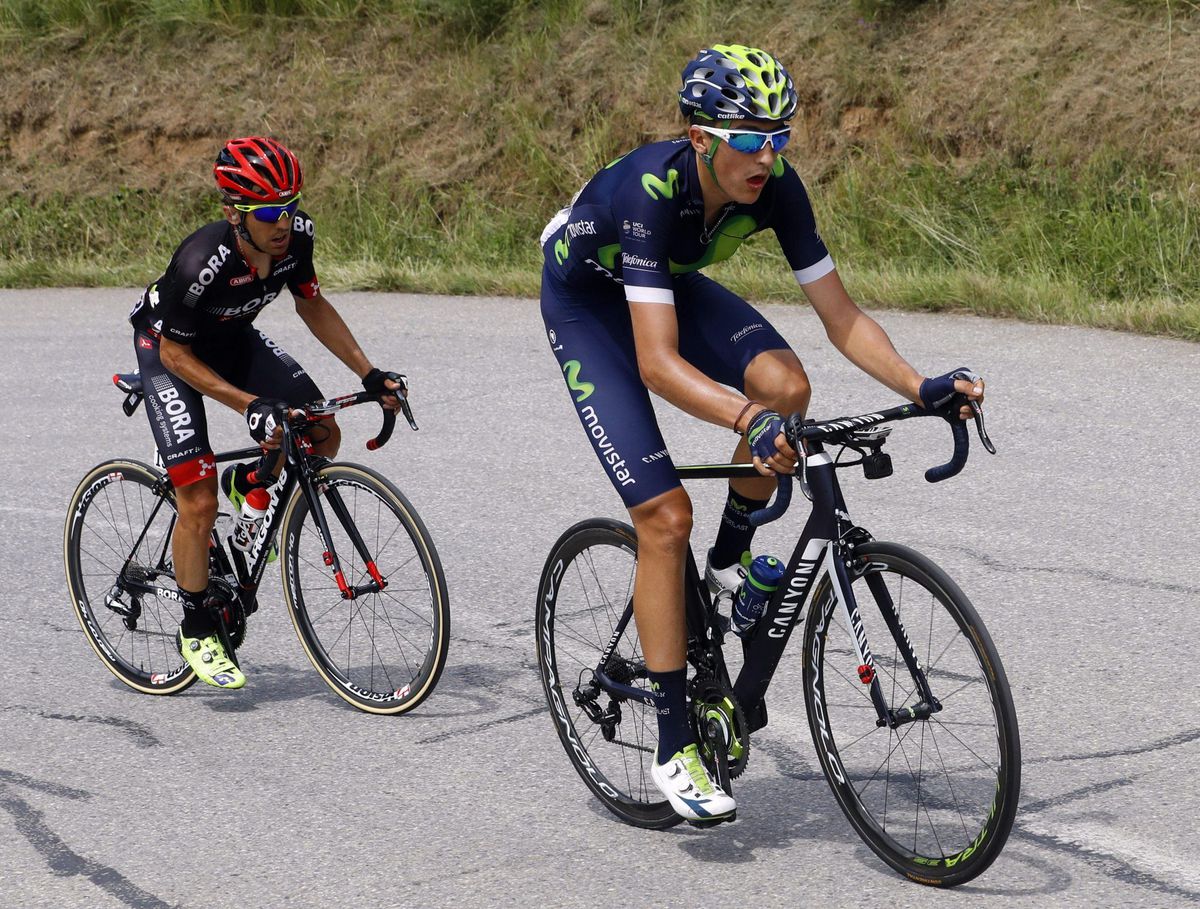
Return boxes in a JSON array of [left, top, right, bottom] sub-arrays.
[[536, 396, 1019, 886], [65, 371, 449, 715]]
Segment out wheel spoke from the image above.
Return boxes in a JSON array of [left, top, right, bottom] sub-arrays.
[[809, 550, 1017, 881], [284, 469, 445, 710]]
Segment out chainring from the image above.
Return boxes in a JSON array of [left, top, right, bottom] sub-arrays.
[[690, 676, 751, 779]]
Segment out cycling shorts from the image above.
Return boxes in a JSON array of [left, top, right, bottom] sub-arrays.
[[133, 327, 324, 487], [541, 266, 792, 509]]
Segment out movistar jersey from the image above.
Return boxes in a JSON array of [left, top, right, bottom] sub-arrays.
[[129, 211, 321, 344], [540, 139, 834, 304]]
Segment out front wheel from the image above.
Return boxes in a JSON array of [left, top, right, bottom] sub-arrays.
[[802, 541, 1020, 887], [280, 462, 449, 714], [64, 459, 196, 694], [535, 518, 681, 829]]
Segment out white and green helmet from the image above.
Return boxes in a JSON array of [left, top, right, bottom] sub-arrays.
[[678, 44, 798, 122]]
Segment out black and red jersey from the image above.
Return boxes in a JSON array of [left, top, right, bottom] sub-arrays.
[[129, 211, 321, 344]]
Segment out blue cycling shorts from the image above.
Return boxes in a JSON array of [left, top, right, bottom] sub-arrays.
[[541, 267, 792, 508]]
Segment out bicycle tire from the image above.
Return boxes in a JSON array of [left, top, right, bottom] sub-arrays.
[[535, 518, 681, 829], [64, 459, 197, 694], [280, 462, 449, 715], [802, 541, 1020, 886]]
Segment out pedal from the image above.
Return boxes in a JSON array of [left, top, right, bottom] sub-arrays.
[[686, 810, 737, 829]]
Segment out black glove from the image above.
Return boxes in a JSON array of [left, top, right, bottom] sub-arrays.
[[919, 367, 980, 412], [245, 397, 287, 445], [362, 368, 408, 400], [745, 409, 785, 463]]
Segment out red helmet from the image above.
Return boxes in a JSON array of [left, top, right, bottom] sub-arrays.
[[213, 136, 303, 203]]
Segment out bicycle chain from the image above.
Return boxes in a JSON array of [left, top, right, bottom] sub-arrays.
[[610, 738, 656, 755]]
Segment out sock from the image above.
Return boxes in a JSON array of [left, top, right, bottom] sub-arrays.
[[648, 668, 691, 762], [710, 488, 769, 569], [178, 586, 216, 638]]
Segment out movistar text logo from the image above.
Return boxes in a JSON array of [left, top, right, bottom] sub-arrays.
[[563, 360, 594, 402], [641, 168, 680, 200]]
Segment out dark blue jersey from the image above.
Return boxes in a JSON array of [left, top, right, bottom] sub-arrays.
[[129, 211, 321, 344], [540, 139, 834, 304]]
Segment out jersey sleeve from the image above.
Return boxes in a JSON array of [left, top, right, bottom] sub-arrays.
[[770, 159, 836, 286], [154, 243, 214, 344], [612, 167, 684, 305], [286, 211, 321, 300]]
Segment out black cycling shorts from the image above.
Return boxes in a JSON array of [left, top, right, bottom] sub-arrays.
[[541, 267, 792, 509], [133, 327, 324, 487]]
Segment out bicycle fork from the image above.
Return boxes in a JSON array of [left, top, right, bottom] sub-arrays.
[[828, 544, 942, 729], [299, 477, 388, 600]]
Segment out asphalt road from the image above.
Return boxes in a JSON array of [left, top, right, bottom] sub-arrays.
[[2, 288, 1199, 908]]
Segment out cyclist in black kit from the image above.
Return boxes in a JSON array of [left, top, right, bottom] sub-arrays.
[[128, 135, 404, 689], [540, 45, 985, 823]]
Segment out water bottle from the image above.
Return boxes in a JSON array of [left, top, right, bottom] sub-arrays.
[[231, 487, 271, 552], [731, 554, 786, 639]]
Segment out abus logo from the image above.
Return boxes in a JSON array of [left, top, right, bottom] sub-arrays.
[[229, 274, 254, 286]]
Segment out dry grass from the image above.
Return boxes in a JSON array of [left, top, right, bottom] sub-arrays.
[[0, 0, 1197, 339]]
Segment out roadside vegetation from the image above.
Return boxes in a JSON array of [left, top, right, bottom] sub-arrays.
[[1, 0, 1197, 339]]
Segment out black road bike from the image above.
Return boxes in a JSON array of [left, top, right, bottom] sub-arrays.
[[65, 372, 449, 714], [536, 396, 1019, 886]]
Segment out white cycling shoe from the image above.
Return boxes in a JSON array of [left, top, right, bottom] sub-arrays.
[[704, 548, 747, 603], [651, 743, 737, 824]]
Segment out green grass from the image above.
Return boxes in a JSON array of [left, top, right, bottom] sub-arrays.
[[2, 0, 1197, 340], [4, 147, 1197, 339]]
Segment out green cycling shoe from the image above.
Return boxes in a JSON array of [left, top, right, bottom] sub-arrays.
[[177, 630, 246, 689]]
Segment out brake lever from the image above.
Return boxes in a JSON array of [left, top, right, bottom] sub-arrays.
[[970, 400, 996, 455], [399, 396, 419, 432]]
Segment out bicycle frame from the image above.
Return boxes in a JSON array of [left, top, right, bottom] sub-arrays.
[[591, 444, 940, 733], [112, 419, 389, 627]]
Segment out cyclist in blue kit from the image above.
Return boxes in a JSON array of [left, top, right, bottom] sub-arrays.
[[540, 44, 985, 824], [128, 136, 405, 690]]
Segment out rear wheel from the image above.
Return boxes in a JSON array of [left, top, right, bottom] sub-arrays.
[[280, 462, 449, 715], [535, 519, 681, 829], [64, 460, 196, 694], [803, 541, 1020, 886]]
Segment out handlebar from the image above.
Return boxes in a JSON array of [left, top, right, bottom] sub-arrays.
[[748, 396, 995, 527], [748, 467, 793, 526], [299, 380, 418, 453]]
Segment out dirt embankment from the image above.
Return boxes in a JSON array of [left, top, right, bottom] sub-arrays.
[[1, 1, 1197, 201]]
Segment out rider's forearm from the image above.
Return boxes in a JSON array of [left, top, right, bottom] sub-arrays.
[[295, 294, 373, 378], [159, 339, 255, 414], [825, 311, 924, 404], [638, 353, 756, 432], [804, 270, 925, 404]]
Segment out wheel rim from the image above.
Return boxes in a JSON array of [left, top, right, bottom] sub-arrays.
[[68, 465, 192, 689], [810, 556, 1012, 872], [540, 530, 668, 812], [287, 474, 442, 706]]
